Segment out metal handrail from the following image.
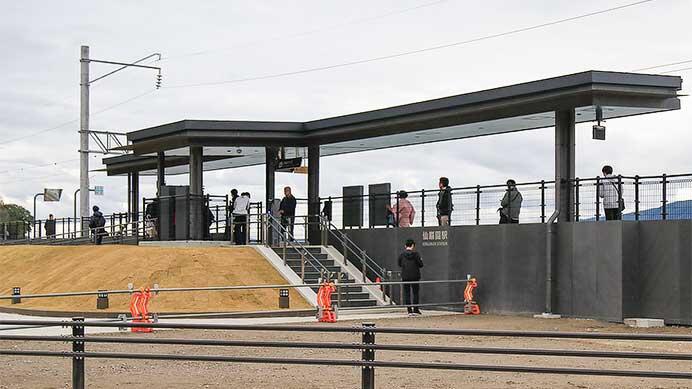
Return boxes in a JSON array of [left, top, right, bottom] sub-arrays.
[[265, 213, 332, 280], [0, 218, 148, 246], [320, 215, 386, 281]]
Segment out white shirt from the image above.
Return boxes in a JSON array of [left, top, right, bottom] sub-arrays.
[[598, 174, 620, 209], [232, 195, 250, 215]]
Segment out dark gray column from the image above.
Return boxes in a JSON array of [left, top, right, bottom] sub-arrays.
[[307, 145, 320, 245], [189, 146, 204, 240], [555, 109, 576, 222], [265, 147, 278, 245], [131, 172, 140, 222], [156, 152, 166, 195], [265, 147, 278, 208]]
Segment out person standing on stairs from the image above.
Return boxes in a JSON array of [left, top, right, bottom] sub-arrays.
[[398, 239, 424, 316]]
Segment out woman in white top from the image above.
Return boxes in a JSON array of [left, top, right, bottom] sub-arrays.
[[598, 165, 622, 221]]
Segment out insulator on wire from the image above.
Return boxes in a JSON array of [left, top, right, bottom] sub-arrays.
[[155, 73, 163, 89]]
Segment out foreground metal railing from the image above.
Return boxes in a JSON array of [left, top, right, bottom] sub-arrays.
[[1, 319, 691, 389]]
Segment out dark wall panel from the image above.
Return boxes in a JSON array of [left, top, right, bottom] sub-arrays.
[[638, 221, 692, 325]]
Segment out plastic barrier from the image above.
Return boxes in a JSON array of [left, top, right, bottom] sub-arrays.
[[129, 288, 153, 333], [463, 278, 480, 315], [316, 282, 337, 323]]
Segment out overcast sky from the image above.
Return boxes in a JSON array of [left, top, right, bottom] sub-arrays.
[[0, 0, 690, 220]]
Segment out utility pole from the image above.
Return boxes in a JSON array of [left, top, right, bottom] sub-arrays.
[[79, 46, 90, 234], [78, 45, 162, 235]]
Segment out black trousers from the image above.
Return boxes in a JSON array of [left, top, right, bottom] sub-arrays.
[[403, 283, 420, 312], [233, 215, 247, 244], [604, 208, 622, 221]]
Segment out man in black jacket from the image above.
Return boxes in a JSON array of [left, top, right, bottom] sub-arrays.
[[436, 177, 453, 226], [89, 206, 106, 245], [279, 186, 297, 240], [398, 239, 424, 316]]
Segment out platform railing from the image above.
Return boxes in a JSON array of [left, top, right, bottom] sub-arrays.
[[1, 319, 691, 389], [320, 173, 692, 228]]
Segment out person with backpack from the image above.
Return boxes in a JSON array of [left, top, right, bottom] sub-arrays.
[[398, 239, 424, 316], [436, 177, 453, 226], [499, 179, 523, 224], [89, 206, 106, 245], [599, 165, 624, 220]]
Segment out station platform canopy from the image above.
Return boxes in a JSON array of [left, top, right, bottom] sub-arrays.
[[103, 70, 682, 176]]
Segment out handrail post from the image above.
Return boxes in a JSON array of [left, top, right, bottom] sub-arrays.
[[595, 177, 601, 221], [540, 180, 546, 223], [617, 175, 623, 220], [634, 175, 640, 221], [361, 323, 376, 389], [300, 251, 306, 282], [72, 317, 85, 389], [475, 185, 481, 225], [336, 271, 342, 308], [420, 189, 425, 227], [361, 249, 367, 282], [282, 236, 287, 266], [574, 178, 580, 222], [662, 174, 668, 220]]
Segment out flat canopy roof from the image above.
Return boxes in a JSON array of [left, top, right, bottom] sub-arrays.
[[104, 70, 682, 176]]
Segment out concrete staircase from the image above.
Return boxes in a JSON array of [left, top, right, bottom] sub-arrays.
[[271, 246, 379, 308]]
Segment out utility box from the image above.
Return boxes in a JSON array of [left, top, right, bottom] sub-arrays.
[[96, 290, 109, 310], [278, 289, 290, 309], [369, 183, 391, 227], [343, 186, 364, 228]]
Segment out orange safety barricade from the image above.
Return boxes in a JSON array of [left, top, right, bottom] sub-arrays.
[[316, 282, 337, 323], [129, 287, 153, 333], [463, 278, 480, 315]]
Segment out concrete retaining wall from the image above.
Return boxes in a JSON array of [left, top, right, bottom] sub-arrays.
[[339, 220, 692, 324]]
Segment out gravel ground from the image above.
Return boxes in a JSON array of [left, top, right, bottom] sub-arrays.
[[1, 313, 691, 389]]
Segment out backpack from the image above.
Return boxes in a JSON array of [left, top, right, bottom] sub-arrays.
[[96, 214, 106, 228]]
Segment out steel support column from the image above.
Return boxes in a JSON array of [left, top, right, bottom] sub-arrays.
[[307, 145, 320, 245], [555, 109, 575, 222], [156, 152, 166, 195], [265, 147, 278, 245], [189, 146, 203, 240], [130, 172, 139, 223]]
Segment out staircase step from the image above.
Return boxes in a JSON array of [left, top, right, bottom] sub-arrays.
[[338, 299, 378, 307], [289, 265, 341, 273], [285, 259, 335, 267], [279, 253, 328, 260], [333, 292, 371, 300], [272, 247, 323, 255]]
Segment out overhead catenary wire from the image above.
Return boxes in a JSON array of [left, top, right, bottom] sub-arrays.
[[631, 59, 692, 72], [166, 0, 657, 89], [0, 89, 157, 147], [160, 0, 452, 61]]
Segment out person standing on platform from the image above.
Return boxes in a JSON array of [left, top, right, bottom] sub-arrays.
[[436, 177, 453, 226], [232, 192, 250, 244], [599, 165, 623, 220], [387, 191, 416, 227], [89, 206, 106, 245], [45, 214, 56, 239], [226, 189, 239, 240], [499, 179, 523, 224], [398, 239, 424, 316], [279, 186, 297, 240]]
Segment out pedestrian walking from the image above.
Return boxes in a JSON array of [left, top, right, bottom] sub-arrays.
[[279, 186, 297, 240], [499, 179, 523, 224], [387, 191, 416, 227], [436, 177, 453, 226], [599, 165, 624, 220], [45, 214, 56, 239], [398, 239, 424, 316], [89, 206, 106, 245]]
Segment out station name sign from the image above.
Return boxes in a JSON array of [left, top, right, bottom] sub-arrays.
[[422, 228, 448, 247], [277, 157, 302, 172]]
